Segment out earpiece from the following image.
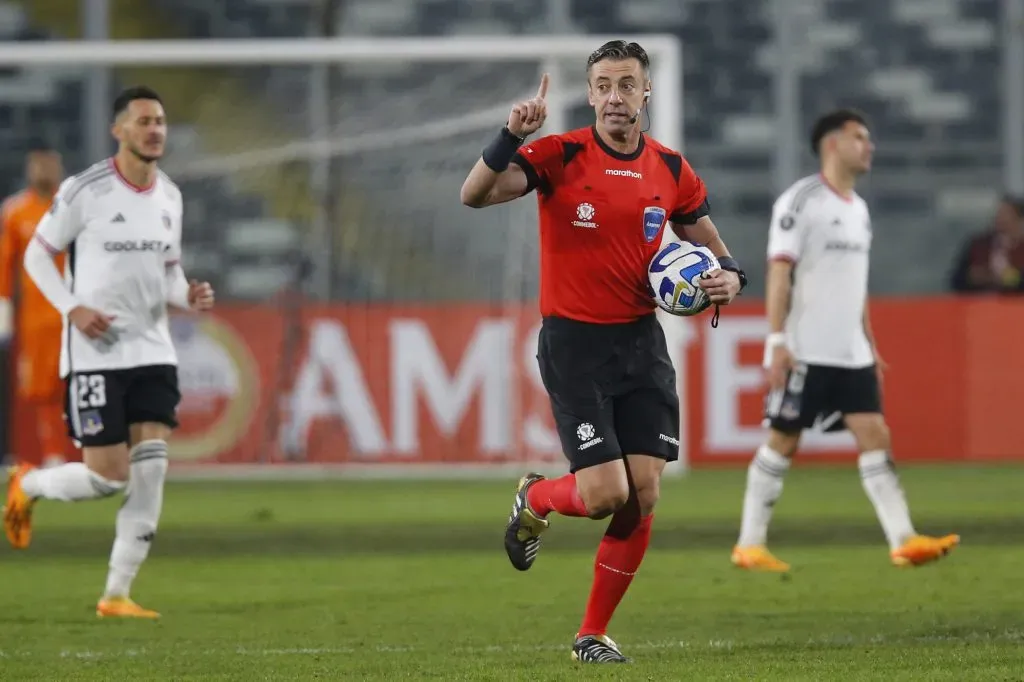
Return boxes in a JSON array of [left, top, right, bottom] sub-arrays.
[[629, 91, 652, 124]]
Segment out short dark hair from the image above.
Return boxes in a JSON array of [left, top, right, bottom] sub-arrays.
[[810, 108, 868, 156], [113, 86, 163, 119], [586, 40, 650, 73]]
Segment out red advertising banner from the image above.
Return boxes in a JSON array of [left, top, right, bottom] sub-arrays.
[[10, 298, 1024, 473]]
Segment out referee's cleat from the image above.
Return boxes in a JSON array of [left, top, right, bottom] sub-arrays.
[[3, 464, 37, 550], [572, 634, 629, 663], [504, 472, 549, 571], [890, 534, 960, 567]]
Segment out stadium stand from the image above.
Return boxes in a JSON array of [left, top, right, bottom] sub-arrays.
[[0, 0, 1009, 296]]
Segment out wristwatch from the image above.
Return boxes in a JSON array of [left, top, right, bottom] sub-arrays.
[[718, 256, 747, 291]]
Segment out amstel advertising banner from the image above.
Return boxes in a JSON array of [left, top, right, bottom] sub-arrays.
[[13, 298, 1023, 473], [157, 297, 1024, 473]]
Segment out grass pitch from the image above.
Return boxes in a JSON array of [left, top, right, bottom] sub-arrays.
[[1, 464, 1022, 680]]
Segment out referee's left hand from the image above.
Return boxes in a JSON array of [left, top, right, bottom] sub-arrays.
[[188, 280, 215, 311], [698, 269, 741, 305]]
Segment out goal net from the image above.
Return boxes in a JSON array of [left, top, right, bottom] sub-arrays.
[[0, 36, 685, 478]]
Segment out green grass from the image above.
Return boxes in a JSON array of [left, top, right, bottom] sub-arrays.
[[1, 465, 1022, 680]]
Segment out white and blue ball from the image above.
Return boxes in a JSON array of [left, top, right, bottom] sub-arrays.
[[648, 241, 720, 316]]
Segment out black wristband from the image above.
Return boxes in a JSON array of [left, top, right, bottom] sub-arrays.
[[482, 126, 525, 172], [718, 256, 748, 291]]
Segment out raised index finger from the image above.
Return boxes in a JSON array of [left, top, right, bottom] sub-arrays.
[[536, 73, 549, 100]]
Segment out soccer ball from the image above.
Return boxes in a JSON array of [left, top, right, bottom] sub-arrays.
[[648, 241, 720, 316]]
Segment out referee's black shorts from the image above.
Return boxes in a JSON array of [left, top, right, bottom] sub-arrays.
[[537, 314, 680, 473]]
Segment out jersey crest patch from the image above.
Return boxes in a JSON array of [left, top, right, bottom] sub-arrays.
[[642, 206, 666, 243], [80, 409, 105, 436]]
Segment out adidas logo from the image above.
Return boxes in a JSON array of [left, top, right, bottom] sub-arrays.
[[111, 213, 126, 223]]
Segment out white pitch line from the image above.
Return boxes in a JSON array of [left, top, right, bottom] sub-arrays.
[[1, 631, 1021, 661]]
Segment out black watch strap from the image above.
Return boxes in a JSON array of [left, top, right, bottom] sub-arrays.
[[718, 256, 747, 291]]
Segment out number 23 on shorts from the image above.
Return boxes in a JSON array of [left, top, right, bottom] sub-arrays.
[[76, 373, 107, 409]]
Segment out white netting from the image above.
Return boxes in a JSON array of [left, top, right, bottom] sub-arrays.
[[160, 60, 588, 304]]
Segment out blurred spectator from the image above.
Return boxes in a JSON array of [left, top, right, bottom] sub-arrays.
[[950, 195, 1024, 294]]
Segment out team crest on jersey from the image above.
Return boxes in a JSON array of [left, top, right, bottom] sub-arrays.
[[161, 211, 172, 230], [642, 206, 666, 242], [80, 409, 104, 436]]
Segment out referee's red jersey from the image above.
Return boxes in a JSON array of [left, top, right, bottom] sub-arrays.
[[512, 126, 709, 324]]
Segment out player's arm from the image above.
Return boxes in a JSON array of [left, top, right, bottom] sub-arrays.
[[23, 188, 81, 316], [765, 259, 793, 339], [460, 155, 530, 208], [165, 262, 214, 311], [862, 301, 876, 349], [669, 158, 746, 303], [24, 183, 112, 339], [164, 204, 214, 311], [683, 216, 731, 258], [762, 199, 805, 387], [0, 200, 19, 343], [460, 74, 550, 208], [165, 262, 190, 310], [862, 299, 887, 374]]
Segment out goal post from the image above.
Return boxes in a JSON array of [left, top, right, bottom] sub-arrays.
[[0, 36, 693, 479]]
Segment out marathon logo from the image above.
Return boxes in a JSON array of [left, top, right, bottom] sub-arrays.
[[658, 433, 680, 447], [605, 168, 643, 179], [104, 240, 172, 253]]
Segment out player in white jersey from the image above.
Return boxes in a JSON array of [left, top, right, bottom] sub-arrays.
[[730, 109, 959, 572], [2, 86, 214, 618]]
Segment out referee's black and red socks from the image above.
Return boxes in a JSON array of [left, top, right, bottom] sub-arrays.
[[526, 473, 589, 517], [525, 472, 654, 638], [579, 512, 654, 637]]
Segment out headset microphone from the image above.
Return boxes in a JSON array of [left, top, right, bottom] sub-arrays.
[[629, 91, 652, 125]]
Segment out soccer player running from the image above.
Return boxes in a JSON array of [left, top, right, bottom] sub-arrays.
[[0, 143, 69, 468], [731, 109, 959, 573], [461, 41, 746, 663], [2, 86, 215, 618]]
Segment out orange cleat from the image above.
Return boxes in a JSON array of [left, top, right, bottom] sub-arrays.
[[3, 464, 37, 549], [891, 534, 960, 567], [731, 545, 791, 572], [96, 597, 161, 619]]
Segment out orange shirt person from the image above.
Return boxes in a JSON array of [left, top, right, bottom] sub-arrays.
[[0, 144, 67, 467]]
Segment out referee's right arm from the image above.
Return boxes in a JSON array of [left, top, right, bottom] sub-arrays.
[[461, 74, 550, 208], [460, 153, 531, 208]]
